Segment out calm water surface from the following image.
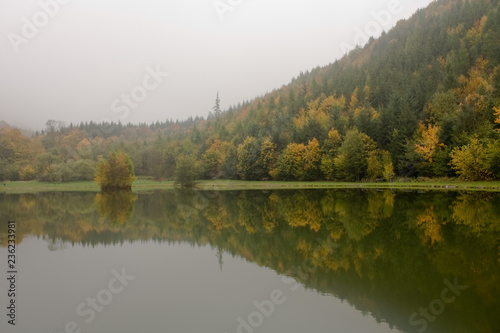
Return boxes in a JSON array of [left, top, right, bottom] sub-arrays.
[[0, 189, 499, 333]]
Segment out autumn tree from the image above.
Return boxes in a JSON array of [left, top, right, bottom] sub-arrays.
[[272, 138, 322, 181], [201, 140, 237, 179], [455, 57, 494, 135], [202, 140, 223, 179], [413, 122, 451, 176], [272, 143, 306, 180], [95, 151, 136, 191], [323, 128, 342, 155], [293, 97, 331, 143], [259, 137, 277, 179], [303, 138, 322, 180], [450, 137, 491, 180], [415, 122, 443, 163], [19, 165, 36, 181]]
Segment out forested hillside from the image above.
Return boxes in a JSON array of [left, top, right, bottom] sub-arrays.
[[1, 0, 500, 182]]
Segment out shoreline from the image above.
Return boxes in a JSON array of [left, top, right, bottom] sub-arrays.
[[2, 179, 500, 193]]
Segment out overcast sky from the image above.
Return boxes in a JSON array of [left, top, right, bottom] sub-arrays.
[[0, 0, 434, 131]]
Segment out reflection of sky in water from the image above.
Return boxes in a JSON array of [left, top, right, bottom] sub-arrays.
[[0, 237, 401, 333]]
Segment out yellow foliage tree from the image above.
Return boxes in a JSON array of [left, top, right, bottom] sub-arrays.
[[293, 97, 330, 132], [415, 122, 443, 162], [19, 165, 36, 181], [324, 128, 342, 154], [259, 137, 277, 178], [382, 162, 395, 182], [272, 138, 322, 181], [95, 151, 136, 191], [450, 137, 491, 180], [202, 139, 228, 179], [304, 138, 321, 173]]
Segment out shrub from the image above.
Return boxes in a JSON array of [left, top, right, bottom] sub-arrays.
[[95, 151, 136, 191], [174, 154, 199, 187]]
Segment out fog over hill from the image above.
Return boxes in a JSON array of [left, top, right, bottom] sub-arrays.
[[0, 0, 433, 130]]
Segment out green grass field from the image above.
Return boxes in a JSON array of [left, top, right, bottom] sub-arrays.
[[2, 179, 500, 193]]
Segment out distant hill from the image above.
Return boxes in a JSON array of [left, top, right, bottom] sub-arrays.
[[0, 120, 34, 138]]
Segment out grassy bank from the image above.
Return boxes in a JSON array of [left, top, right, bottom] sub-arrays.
[[2, 179, 500, 193], [0, 180, 176, 193]]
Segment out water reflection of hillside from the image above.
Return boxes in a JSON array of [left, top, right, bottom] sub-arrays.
[[1, 189, 499, 333]]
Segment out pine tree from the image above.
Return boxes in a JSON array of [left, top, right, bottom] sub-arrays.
[[213, 92, 222, 118]]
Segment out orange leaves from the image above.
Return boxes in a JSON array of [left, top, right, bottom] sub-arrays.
[[458, 58, 489, 93], [415, 122, 444, 162], [494, 106, 500, 127]]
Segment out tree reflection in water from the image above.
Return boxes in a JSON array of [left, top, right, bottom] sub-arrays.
[[0, 189, 499, 332]]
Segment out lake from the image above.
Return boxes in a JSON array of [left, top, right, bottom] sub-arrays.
[[0, 189, 499, 333]]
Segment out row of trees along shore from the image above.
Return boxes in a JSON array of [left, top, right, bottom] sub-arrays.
[[1, 0, 500, 185]]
